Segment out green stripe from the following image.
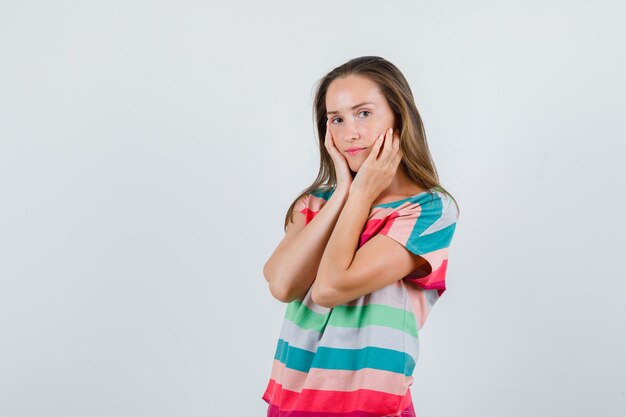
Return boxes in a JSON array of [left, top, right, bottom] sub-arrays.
[[285, 300, 418, 338]]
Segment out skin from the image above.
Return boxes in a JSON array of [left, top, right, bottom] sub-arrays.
[[306, 74, 430, 308], [325, 74, 426, 203]]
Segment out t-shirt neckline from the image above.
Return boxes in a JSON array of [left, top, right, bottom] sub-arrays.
[[371, 188, 436, 208], [320, 185, 437, 208]]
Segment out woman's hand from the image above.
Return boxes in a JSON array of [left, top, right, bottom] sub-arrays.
[[350, 127, 403, 203], [324, 119, 353, 193]]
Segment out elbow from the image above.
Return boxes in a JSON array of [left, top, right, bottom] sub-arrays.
[[263, 263, 297, 303], [310, 281, 341, 308], [268, 283, 293, 303]]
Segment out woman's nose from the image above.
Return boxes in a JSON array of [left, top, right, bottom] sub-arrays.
[[342, 120, 360, 141]]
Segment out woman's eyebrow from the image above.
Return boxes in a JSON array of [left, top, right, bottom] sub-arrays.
[[326, 102, 375, 115]]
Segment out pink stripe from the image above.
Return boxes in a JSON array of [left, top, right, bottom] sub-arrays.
[[404, 283, 431, 329], [263, 379, 407, 414], [263, 400, 416, 417], [269, 359, 413, 396], [420, 247, 449, 270], [409, 259, 448, 290]]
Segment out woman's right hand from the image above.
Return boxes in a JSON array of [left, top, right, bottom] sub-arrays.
[[324, 119, 353, 193]]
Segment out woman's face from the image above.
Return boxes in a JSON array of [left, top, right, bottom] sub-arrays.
[[325, 74, 396, 172]]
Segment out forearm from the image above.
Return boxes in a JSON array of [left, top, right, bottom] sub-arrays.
[[311, 191, 373, 305], [265, 189, 349, 302]]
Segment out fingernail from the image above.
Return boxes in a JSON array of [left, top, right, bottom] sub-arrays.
[[388, 127, 392, 134]]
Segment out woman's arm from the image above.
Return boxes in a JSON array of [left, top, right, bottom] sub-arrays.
[[310, 191, 372, 306], [263, 188, 349, 303], [309, 191, 417, 308]]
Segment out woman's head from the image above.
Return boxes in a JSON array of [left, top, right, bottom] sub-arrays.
[[325, 74, 397, 173], [284, 56, 459, 230]]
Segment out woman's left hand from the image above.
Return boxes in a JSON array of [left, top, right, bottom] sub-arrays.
[[350, 127, 403, 203]]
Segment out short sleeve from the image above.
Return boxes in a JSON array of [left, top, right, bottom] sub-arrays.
[[292, 187, 335, 226], [294, 194, 310, 215], [378, 193, 459, 293]]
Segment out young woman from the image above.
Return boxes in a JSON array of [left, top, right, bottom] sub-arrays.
[[262, 56, 460, 417]]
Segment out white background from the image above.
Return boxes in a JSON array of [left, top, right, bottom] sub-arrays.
[[1, 1, 624, 416]]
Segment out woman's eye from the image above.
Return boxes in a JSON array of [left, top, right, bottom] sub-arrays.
[[330, 111, 368, 124]]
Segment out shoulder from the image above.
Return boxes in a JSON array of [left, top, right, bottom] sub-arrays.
[[379, 190, 458, 250], [295, 185, 336, 224], [404, 190, 457, 219], [303, 185, 335, 207], [311, 185, 335, 200]]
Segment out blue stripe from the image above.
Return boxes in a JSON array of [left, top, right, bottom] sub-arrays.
[[274, 338, 415, 376], [311, 186, 335, 200], [408, 222, 457, 255], [403, 196, 458, 255]]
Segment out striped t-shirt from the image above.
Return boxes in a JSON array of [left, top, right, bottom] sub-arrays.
[[262, 186, 459, 417]]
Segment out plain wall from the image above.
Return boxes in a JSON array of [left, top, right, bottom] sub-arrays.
[[0, 1, 624, 416]]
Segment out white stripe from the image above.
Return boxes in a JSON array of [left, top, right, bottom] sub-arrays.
[[279, 320, 420, 363]]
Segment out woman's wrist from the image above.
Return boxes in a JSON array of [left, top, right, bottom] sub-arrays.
[[330, 186, 350, 205], [333, 185, 373, 209], [345, 189, 374, 209]]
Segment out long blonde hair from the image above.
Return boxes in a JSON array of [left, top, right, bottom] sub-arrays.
[[284, 56, 459, 232]]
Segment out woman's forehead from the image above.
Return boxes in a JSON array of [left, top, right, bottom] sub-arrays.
[[326, 77, 384, 112]]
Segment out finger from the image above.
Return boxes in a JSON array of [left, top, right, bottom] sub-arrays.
[[324, 120, 332, 146], [395, 131, 403, 164], [395, 143, 403, 163], [382, 127, 393, 158], [325, 124, 341, 158], [328, 127, 337, 150], [372, 132, 385, 158], [373, 129, 388, 161], [393, 130, 400, 152]]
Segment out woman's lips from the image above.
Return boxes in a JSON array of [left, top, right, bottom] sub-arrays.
[[346, 148, 366, 156]]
